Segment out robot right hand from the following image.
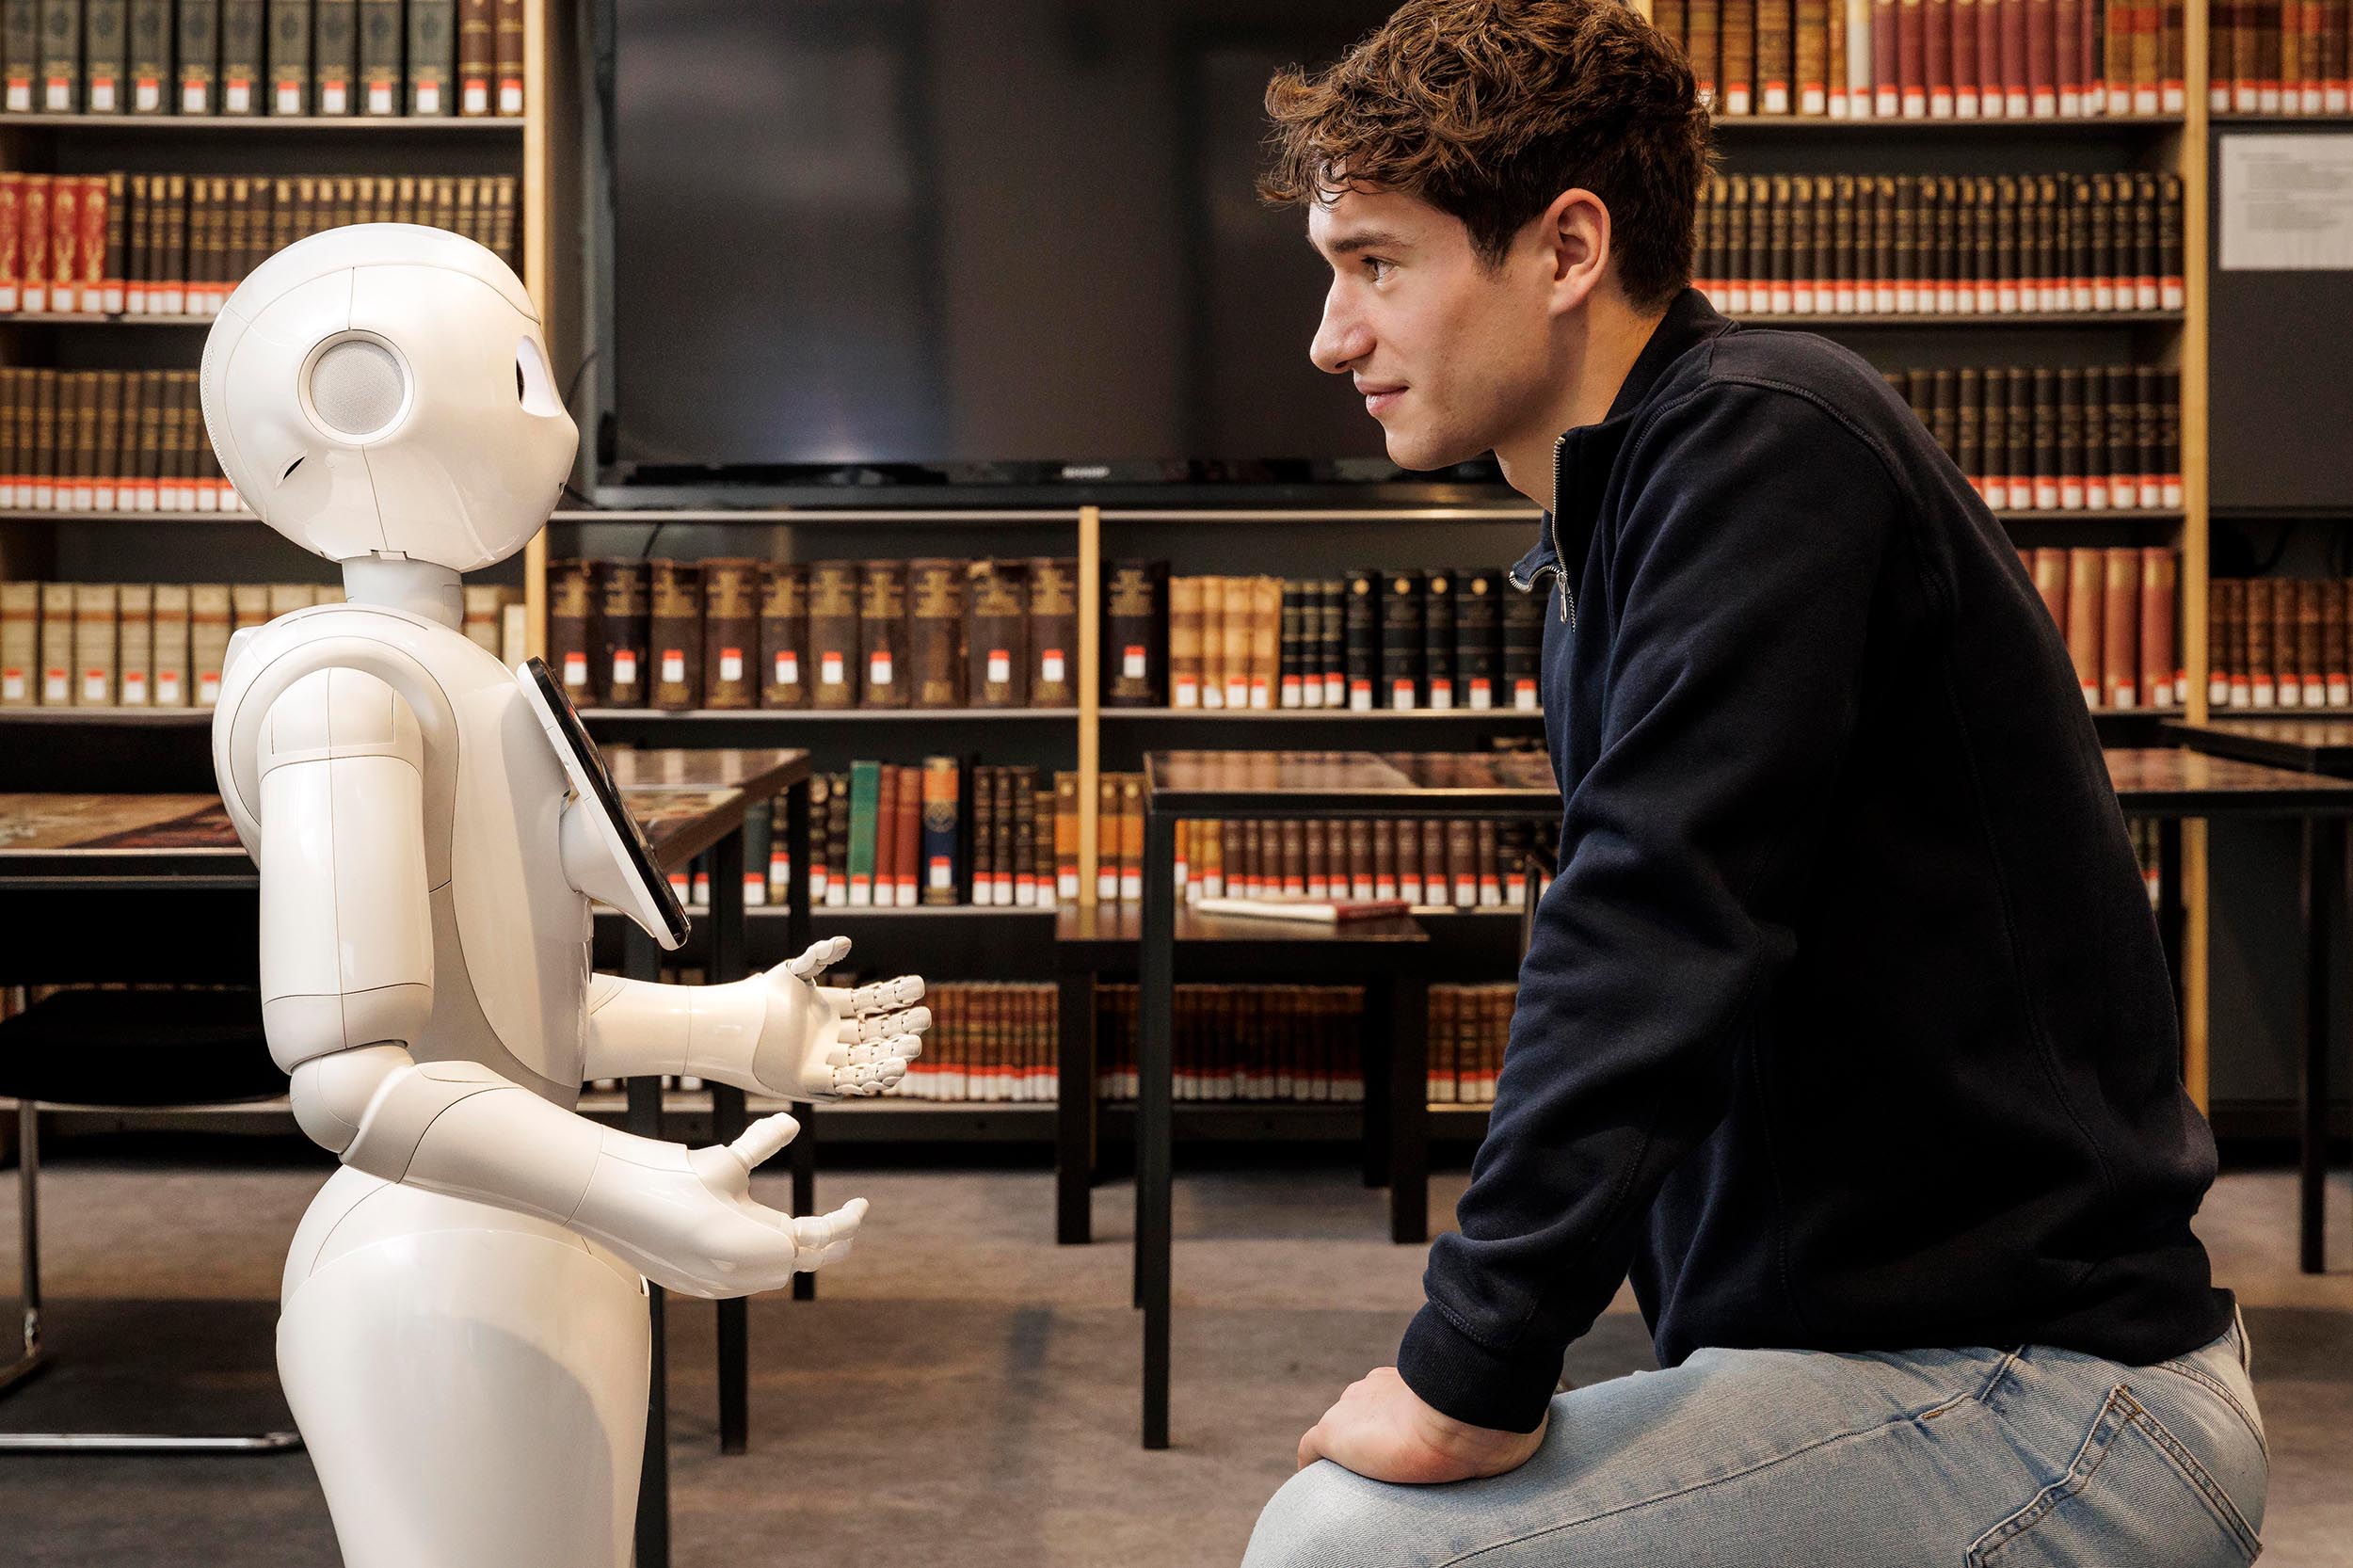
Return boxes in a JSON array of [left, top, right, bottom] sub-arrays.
[[567, 1112, 866, 1300]]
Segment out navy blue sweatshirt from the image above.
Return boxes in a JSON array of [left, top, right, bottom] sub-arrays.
[[1397, 289, 2231, 1434]]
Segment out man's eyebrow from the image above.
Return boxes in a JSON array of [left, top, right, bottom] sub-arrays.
[[1315, 228, 1412, 256]]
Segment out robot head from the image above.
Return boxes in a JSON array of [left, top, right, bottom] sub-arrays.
[[200, 224, 577, 573]]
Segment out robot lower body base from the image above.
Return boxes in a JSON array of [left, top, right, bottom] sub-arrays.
[[278, 1167, 651, 1568]]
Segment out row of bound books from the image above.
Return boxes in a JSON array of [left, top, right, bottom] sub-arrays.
[[1695, 170, 2183, 318], [2210, 0, 2353, 109], [1168, 571, 1545, 714], [795, 761, 1077, 911], [0, 577, 519, 705], [893, 983, 1058, 1103], [1, 0, 526, 116], [2203, 577, 2353, 709], [0, 368, 235, 510], [1630, 0, 2185, 118], [1176, 816, 1563, 912], [1430, 984, 1514, 1106], [2016, 546, 2181, 709], [0, 172, 517, 316], [1093, 984, 1369, 1104], [1891, 364, 2183, 512], [545, 557, 1080, 712]]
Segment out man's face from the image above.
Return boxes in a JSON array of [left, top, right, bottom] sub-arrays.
[[1305, 186, 1558, 472]]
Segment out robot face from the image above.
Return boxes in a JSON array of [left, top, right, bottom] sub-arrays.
[[200, 224, 578, 572]]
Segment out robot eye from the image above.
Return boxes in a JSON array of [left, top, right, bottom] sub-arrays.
[[515, 335, 564, 417]]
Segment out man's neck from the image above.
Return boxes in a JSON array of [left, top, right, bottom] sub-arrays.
[[1496, 297, 1670, 513]]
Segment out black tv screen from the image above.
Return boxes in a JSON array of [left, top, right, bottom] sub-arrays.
[[609, 0, 1481, 491]]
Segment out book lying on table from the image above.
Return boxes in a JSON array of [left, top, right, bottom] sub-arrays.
[[1193, 896, 1412, 925]]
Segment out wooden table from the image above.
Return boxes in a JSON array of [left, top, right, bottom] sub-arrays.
[[2150, 726, 2353, 1274], [1131, 750, 1563, 1450], [0, 747, 814, 1568]]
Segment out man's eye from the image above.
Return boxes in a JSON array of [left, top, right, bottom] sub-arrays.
[[1362, 258, 1392, 280]]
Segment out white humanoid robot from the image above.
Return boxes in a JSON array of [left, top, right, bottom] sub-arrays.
[[200, 224, 929, 1568]]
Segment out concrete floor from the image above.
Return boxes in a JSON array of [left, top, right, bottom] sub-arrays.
[[0, 1147, 2345, 1566]]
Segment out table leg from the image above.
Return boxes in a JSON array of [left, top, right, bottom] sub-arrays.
[[1139, 809, 1176, 1450], [2300, 816, 2337, 1275], [1387, 969, 1430, 1245], [622, 923, 670, 1568], [708, 828, 750, 1456], [1057, 968, 1096, 1244], [787, 779, 818, 1305]]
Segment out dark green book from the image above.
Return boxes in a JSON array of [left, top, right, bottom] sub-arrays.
[[176, 0, 218, 113], [406, 0, 452, 114], [845, 759, 881, 908], [311, 0, 354, 112], [267, 0, 310, 113], [127, 0, 168, 111], [357, 0, 397, 113], [38, 0, 81, 112], [4, 0, 39, 109], [82, 0, 123, 111], [218, 0, 264, 114]]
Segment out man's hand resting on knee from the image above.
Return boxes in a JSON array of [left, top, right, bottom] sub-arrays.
[[1296, 1367, 1545, 1483]]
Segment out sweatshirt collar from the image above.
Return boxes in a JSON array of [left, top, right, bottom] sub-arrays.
[[1513, 288, 1732, 590]]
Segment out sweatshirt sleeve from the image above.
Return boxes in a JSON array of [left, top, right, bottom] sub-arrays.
[[1396, 383, 1905, 1432]]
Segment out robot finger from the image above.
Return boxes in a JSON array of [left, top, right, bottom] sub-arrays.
[[728, 1112, 802, 1170], [838, 1004, 931, 1046], [782, 936, 854, 980], [848, 975, 924, 1014], [792, 1197, 868, 1264]]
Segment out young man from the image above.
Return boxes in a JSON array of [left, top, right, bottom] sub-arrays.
[[1242, 3, 2266, 1563]]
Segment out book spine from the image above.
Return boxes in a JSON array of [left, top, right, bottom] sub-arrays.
[[493, 0, 521, 112], [872, 763, 899, 907], [40, 0, 83, 112], [546, 557, 594, 699], [1102, 559, 1168, 708], [457, 0, 490, 113], [593, 558, 648, 707], [358, 0, 398, 113], [846, 760, 881, 906], [906, 557, 968, 709], [1928, 0, 1954, 113], [758, 562, 808, 708], [2102, 545, 2139, 707], [919, 757, 961, 904], [701, 556, 759, 710], [408, 0, 454, 113], [2065, 546, 2103, 702], [1798, 0, 1831, 108], [1343, 570, 1379, 711], [1689, 0, 1721, 104], [1759, 0, 1794, 109], [1421, 569, 1456, 710], [1054, 771, 1080, 902], [1380, 569, 1425, 711], [1221, 573, 1252, 709], [2324, 580, 2348, 706], [268, 0, 311, 114], [1169, 575, 1203, 708], [218, 0, 262, 114], [1028, 556, 1078, 706], [1724, 0, 1756, 110], [966, 558, 1029, 708], [1249, 576, 1279, 709], [856, 560, 908, 708], [312, 0, 355, 112], [84, 0, 123, 110], [647, 559, 702, 712], [1454, 569, 1500, 711], [807, 560, 860, 711]]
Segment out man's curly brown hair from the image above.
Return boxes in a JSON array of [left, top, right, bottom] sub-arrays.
[[1259, 0, 1711, 311]]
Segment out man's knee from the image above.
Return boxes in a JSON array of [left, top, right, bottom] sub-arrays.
[[1241, 1462, 1428, 1568]]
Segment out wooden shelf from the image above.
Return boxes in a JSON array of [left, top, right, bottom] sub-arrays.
[[0, 111, 525, 132], [0, 506, 251, 521], [0, 312, 211, 327], [0, 706, 211, 724], [1709, 111, 2186, 132], [581, 706, 1079, 721], [2210, 111, 2353, 123], [1760, 310, 2185, 327], [1993, 508, 2186, 523], [1098, 707, 1544, 722]]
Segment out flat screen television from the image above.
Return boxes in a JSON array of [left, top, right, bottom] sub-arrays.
[[604, 0, 1505, 500]]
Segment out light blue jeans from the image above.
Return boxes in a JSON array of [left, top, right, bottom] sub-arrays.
[[1244, 1309, 2267, 1567]]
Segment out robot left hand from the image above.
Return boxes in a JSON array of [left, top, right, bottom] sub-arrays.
[[750, 936, 929, 1102]]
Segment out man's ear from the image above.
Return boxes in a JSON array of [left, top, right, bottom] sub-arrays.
[[1539, 188, 1611, 319]]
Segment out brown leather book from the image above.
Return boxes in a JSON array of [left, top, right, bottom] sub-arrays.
[[856, 562, 908, 708], [698, 557, 759, 710], [2274, 574, 2300, 708], [1118, 774, 1144, 901], [1103, 560, 1168, 709], [1757, 0, 1793, 109], [2065, 547, 2103, 704], [1169, 575, 1204, 708], [972, 767, 998, 905], [594, 559, 648, 707], [807, 560, 859, 711], [493, 0, 522, 112], [1302, 818, 1327, 899], [906, 557, 967, 709], [1687, 0, 1721, 104], [648, 559, 702, 712], [2101, 547, 2138, 709], [1197, 575, 1227, 708], [894, 762, 922, 907], [1012, 766, 1036, 905], [2245, 577, 2275, 707], [456, 0, 491, 113], [1796, 0, 1829, 109], [2137, 549, 2177, 711], [2205, 579, 2234, 709], [1032, 778, 1058, 911], [1250, 576, 1281, 709], [1446, 818, 1478, 905], [1369, 819, 1396, 900], [967, 558, 1029, 708], [2324, 580, 2348, 708], [1221, 574, 1253, 710], [1346, 817, 1374, 901], [546, 557, 594, 701], [1028, 557, 1078, 706], [1054, 771, 1080, 903], [874, 764, 901, 907], [758, 562, 808, 709], [1278, 818, 1305, 897], [2296, 578, 2324, 709], [1096, 775, 1120, 901], [1723, 0, 1756, 110]]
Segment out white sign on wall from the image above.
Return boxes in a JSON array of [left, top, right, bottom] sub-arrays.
[[2221, 134, 2353, 270]]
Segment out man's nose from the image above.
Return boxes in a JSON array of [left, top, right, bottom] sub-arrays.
[[1309, 292, 1372, 376]]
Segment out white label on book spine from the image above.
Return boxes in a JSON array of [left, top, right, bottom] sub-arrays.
[[369, 84, 393, 113], [1123, 646, 1146, 680], [82, 670, 105, 701], [612, 650, 637, 685], [2, 671, 20, 700], [563, 651, 588, 687], [1041, 650, 1064, 683], [987, 650, 1011, 683], [821, 652, 844, 684], [323, 84, 346, 114], [465, 85, 488, 114], [156, 671, 179, 703], [719, 648, 743, 681], [661, 651, 684, 683], [226, 82, 249, 112], [868, 651, 892, 685], [775, 651, 797, 684], [417, 83, 440, 114]]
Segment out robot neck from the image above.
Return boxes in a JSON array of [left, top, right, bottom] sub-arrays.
[[344, 555, 465, 630]]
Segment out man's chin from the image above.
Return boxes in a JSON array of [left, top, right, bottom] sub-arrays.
[[1382, 430, 1481, 473]]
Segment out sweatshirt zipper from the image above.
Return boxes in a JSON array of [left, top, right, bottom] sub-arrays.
[[1548, 434, 1575, 627]]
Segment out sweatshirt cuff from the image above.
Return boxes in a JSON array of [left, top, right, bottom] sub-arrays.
[[1396, 1299, 1562, 1434]]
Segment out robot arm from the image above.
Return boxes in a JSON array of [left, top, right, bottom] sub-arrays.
[[256, 667, 862, 1298], [581, 936, 928, 1100]]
